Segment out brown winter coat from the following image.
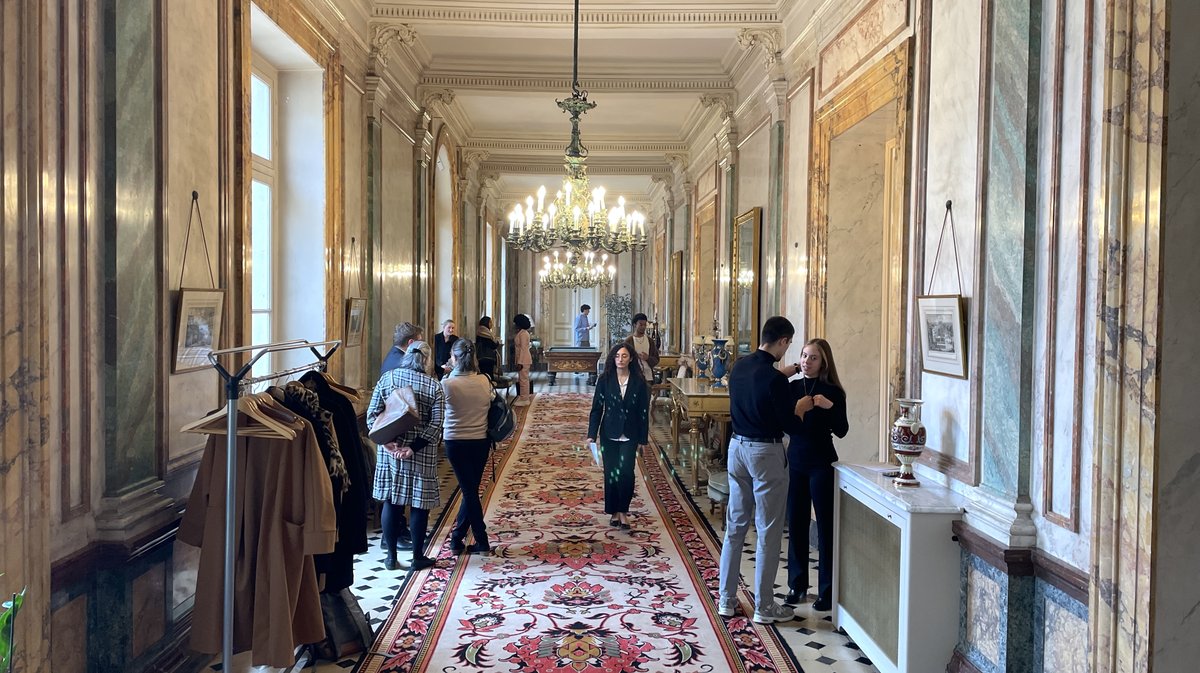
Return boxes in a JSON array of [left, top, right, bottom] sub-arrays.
[[179, 422, 337, 667]]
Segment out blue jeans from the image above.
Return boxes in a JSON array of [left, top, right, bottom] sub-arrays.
[[718, 436, 789, 612]]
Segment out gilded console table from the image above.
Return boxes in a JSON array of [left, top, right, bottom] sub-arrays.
[[667, 377, 730, 490], [544, 346, 601, 385]]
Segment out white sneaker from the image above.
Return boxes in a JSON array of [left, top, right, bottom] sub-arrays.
[[752, 602, 796, 624], [717, 596, 738, 618]]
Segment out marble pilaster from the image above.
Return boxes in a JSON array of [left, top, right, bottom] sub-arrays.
[[969, 0, 1041, 544], [365, 107, 384, 373]]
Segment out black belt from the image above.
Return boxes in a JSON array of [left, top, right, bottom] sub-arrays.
[[732, 434, 782, 443]]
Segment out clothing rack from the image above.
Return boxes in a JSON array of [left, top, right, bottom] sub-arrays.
[[205, 338, 342, 670]]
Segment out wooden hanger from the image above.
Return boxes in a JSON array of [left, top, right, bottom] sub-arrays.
[[181, 393, 300, 439]]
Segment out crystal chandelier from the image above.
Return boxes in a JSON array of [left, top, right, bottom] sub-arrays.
[[505, 0, 648, 255], [538, 249, 616, 290]]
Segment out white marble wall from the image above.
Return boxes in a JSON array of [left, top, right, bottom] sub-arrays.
[[342, 79, 366, 389], [783, 80, 812, 363], [825, 106, 891, 463], [378, 121, 416, 356], [1028, 0, 1096, 570], [915, 0, 984, 472], [1154, 0, 1200, 666]]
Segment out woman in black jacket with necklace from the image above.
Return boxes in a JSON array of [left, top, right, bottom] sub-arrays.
[[785, 338, 848, 612], [586, 342, 650, 530]]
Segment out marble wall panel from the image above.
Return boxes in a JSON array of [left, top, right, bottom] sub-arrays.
[[1153, 0, 1200, 667], [782, 80, 812, 363], [131, 563, 167, 658], [342, 80, 366, 389], [1034, 581, 1088, 673], [1028, 0, 1095, 569], [818, 0, 909, 99], [164, 0, 221, 472], [170, 537, 201, 614], [736, 121, 771, 336], [977, 0, 1040, 498], [960, 554, 1008, 667], [918, 0, 983, 468], [51, 594, 89, 673], [824, 106, 892, 462], [107, 0, 162, 493], [378, 121, 416, 358]]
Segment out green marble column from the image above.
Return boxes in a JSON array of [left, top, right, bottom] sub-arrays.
[[765, 121, 786, 317], [102, 0, 161, 496], [366, 115, 383, 373], [978, 0, 1042, 502]]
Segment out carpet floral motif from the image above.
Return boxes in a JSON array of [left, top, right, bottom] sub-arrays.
[[356, 393, 801, 673]]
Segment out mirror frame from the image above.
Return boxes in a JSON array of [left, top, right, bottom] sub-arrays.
[[669, 251, 684, 353], [730, 207, 762, 362]]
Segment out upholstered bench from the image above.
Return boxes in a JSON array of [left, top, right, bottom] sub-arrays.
[[706, 470, 730, 527]]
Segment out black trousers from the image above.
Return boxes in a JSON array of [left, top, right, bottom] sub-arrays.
[[446, 437, 491, 546], [601, 439, 637, 515], [786, 464, 835, 602]]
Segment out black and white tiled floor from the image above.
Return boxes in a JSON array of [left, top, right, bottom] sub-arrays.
[[211, 372, 878, 672]]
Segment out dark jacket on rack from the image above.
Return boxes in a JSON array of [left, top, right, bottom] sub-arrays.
[[587, 373, 650, 444], [179, 423, 337, 668]]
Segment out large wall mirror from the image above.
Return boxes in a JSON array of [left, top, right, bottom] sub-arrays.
[[692, 198, 718, 340], [669, 251, 684, 352], [731, 207, 761, 360], [808, 40, 912, 464]]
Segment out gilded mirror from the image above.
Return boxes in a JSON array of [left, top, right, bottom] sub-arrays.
[[731, 207, 761, 360]]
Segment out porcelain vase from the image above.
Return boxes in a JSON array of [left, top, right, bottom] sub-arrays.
[[890, 398, 926, 487], [710, 338, 729, 387]]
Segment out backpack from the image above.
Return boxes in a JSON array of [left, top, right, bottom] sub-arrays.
[[487, 390, 515, 443]]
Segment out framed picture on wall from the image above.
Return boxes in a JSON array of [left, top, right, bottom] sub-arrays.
[[173, 288, 225, 374], [917, 294, 967, 379], [345, 298, 367, 347]]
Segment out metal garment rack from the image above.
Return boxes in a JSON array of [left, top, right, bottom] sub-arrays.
[[205, 338, 342, 669]]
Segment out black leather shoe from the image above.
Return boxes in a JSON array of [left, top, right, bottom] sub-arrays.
[[784, 590, 805, 605], [409, 555, 437, 571], [466, 543, 491, 555], [609, 517, 620, 527], [812, 597, 832, 612], [383, 556, 400, 571], [396, 539, 414, 551], [450, 539, 466, 554]]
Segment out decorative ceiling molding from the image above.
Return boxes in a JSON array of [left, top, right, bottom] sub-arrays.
[[736, 27, 783, 67], [369, 23, 418, 69], [420, 87, 456, 109], [420, 74, 735, 94], [373, 5, 784, 27], [699, 94, 736, 121], [482, 162, 670, 177], [465, 139, 689, 154]]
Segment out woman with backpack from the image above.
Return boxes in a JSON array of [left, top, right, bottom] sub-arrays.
[[441, 338, 496, 554]]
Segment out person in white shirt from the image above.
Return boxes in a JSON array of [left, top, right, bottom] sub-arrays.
[[624, 313, 660, 382], [573, 304, 596, 347]]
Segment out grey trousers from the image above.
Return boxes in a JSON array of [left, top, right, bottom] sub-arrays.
[[717, 436, 789, 612]]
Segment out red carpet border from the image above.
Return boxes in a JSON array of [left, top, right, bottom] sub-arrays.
[[356, 393, 802, 673]]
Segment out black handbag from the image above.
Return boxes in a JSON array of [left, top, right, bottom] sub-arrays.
[[487, 391, 515, 443]]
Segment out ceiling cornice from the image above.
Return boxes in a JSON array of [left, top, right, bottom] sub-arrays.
[[373, 4, 785, 27], [484, 161, 670, 177], [466, 139, 689, 154], [420, 73, 735, 94]]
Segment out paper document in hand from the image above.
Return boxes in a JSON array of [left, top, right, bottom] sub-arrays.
[[589, 442, 601, 467]]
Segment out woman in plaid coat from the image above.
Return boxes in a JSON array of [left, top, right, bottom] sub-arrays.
[[368, 340, 445, 571]]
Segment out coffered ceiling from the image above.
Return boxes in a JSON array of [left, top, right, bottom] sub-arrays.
[[370, 0, 803, 212]]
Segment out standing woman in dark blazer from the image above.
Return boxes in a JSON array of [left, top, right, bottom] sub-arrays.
[[586, 343, 650, 529], [784, 338, 848, 612]]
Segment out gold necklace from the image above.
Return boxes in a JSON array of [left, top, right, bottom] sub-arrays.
[[801, 377, 816, 397]]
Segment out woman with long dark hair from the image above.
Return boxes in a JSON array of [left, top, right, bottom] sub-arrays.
[[586, 343, 650, 529], [784, 337, 848, 611], [441, 338, 495, 554]]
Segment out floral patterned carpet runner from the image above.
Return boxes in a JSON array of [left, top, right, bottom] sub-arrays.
[[355, 393, 802, 673]]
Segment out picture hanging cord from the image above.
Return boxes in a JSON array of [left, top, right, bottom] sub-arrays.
[[928, 199, 964, 295], [178, 190, 217, 290]]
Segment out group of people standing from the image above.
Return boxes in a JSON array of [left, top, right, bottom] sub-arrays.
[[717, 316, 848, 624], [367, 319, 505, 572]]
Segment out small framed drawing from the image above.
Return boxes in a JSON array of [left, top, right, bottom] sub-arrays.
[[345, 298, 367, 347], [173, 288, 225, 373], [917, 294, 968, 379]]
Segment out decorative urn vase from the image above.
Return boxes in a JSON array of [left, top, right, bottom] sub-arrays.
[[890, 398, 927, 487], [691, 337, 711, 380], [710, 338, 730, 387]]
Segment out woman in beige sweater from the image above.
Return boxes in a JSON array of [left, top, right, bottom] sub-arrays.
[[441, 338, 497, 553]]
